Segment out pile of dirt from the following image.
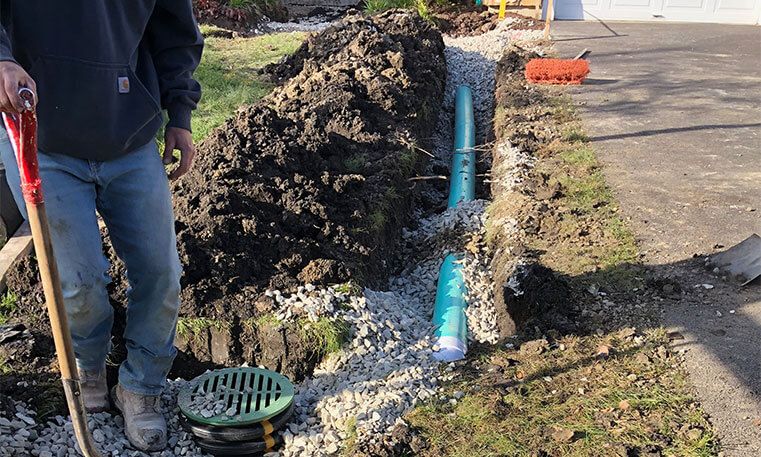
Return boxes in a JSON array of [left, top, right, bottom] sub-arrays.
[[175, 10, 445, 321], [432, 6, 542, 37], [1, 11, 446, 397]]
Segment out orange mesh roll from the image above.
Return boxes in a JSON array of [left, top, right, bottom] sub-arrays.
[[525, 58, 590, 85]]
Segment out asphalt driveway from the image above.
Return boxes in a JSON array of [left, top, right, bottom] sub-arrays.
[[554, 21, 761, 455]]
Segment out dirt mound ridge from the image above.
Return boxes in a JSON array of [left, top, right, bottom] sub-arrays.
[[175, 10, 446, 321]]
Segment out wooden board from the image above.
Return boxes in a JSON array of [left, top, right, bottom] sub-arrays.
[[0, 222, 33, 293], [483, 0, 543, 19]]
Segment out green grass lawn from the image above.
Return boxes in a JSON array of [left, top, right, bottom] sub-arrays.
[[190, 27, 305, 142], [408, 330, 717, 457]]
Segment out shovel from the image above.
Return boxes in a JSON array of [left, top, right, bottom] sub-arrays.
[[709, 234, 761, 286], [3, 88, 103, 457]]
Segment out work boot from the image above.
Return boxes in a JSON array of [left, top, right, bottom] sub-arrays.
[[77, 363, 110, 413], [112, 384, 167, 452]]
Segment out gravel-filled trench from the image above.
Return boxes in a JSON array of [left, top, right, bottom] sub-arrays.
[[0, 16, 543, 457], [274, 21, 543, 457]]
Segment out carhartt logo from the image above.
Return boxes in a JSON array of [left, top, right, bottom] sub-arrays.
[[118, 77, 130, 94]]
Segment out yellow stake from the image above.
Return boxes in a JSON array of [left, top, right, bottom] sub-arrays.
[[499, 0, 507, 19]]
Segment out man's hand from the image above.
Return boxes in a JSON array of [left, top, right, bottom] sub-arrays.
[[0, 61, 36, 113], [163, 127, 195, 180]]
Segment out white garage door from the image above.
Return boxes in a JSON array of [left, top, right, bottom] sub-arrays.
[[554, 0, 761, 23]]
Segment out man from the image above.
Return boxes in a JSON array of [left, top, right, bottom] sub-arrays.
[[0, 1, 203, 452]]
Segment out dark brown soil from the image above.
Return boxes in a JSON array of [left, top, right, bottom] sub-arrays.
[[432, 5, 542, 38], [0, 11, 445, 407], [0, 393, 15, 417], [355, 422, 428, 457], [175, 10, 445, 322]]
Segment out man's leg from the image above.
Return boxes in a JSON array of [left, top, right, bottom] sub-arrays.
[[0, 130, 113, 372], [94, 141, 181, 397], [96, 141, 180, 451]]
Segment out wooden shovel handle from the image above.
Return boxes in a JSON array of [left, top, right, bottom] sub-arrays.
[[4, 109, 103, 457], [26, 204, 78, 378]]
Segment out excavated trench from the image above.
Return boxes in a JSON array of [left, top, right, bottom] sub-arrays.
[[0, 10, 557, 457]]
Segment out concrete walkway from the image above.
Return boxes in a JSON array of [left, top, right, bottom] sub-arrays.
[[554, 21, 761, 455]]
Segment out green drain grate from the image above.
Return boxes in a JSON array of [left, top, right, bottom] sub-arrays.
[[178, 367, 294, 427]]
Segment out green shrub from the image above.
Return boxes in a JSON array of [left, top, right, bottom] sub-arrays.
[[363, 0, 432, 19]]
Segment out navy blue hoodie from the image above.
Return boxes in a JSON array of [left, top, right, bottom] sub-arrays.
[[0, 1, 204, 160]]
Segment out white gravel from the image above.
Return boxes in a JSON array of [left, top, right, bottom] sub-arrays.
[[264, 16, 333, 33], [270, 284, 352, 323], [1, 20, 543, 457], [466, 141, 537, 346], [275, 198, 491, 456], [404, 199, 487, 247], [1, 381, 212, 457], [185, 383, 254, 421], [488, 141, 536, 253], [491, 141, 535, 197], [462, 243, 500, 345], [280, 284, 440, 456], [438, 19, 544, 147]]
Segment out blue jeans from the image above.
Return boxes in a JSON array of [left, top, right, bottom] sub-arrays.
[[0, 131, 181, 396]]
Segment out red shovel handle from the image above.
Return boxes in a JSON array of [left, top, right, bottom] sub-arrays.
[[3, 107, 42, 205]]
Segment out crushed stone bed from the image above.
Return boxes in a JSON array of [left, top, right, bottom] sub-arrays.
[[279, 200, 489, 456], [440, 19, 545, 145], [0, 15, 545, 457], [1, 380, 208, 457], [264, 16, 333, 33]]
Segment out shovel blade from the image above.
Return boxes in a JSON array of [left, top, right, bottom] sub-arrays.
[[710, 234, 761, 285]]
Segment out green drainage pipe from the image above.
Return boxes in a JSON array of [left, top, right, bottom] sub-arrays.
[[433, 85, 475, 362], [447, 85, 476, 209]]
